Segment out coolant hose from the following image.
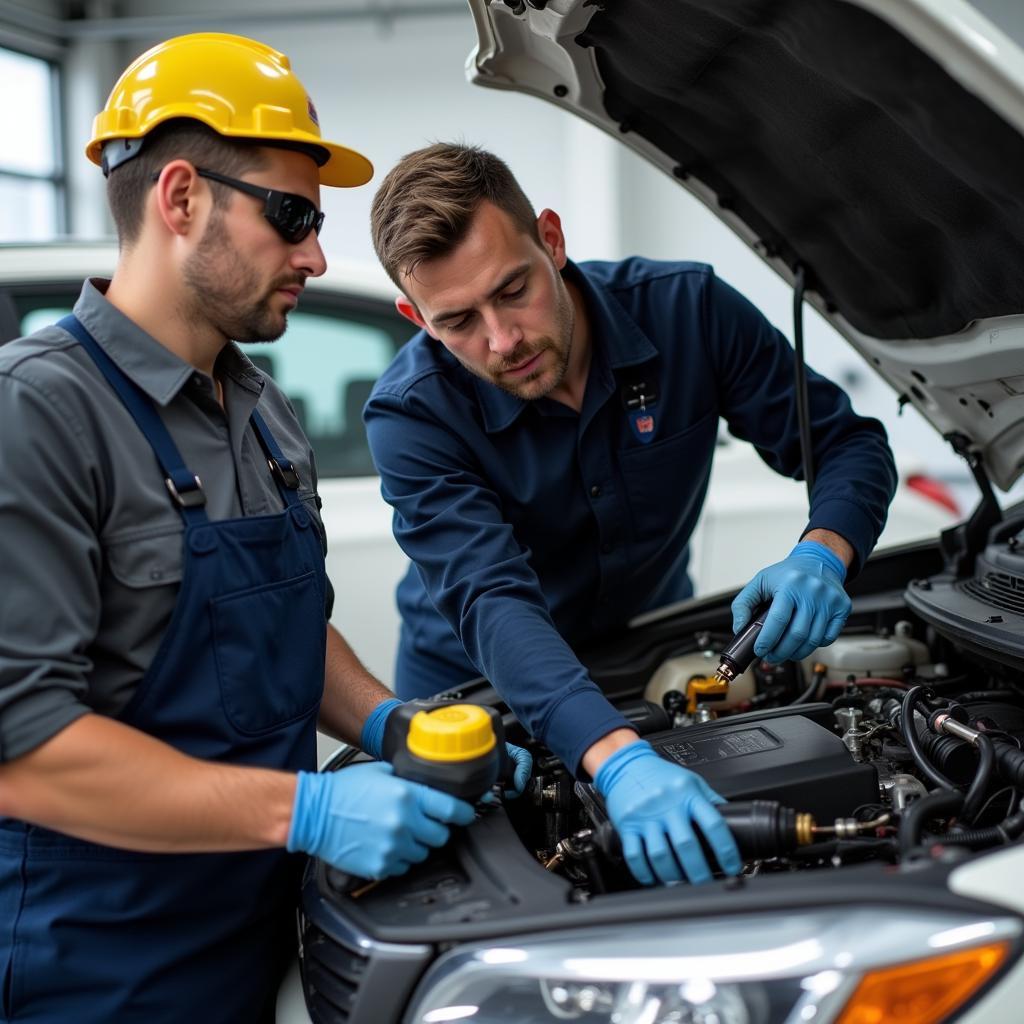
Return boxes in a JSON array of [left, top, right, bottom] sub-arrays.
[[935, 811, 1024, 849], [993, 739, 1024, 789], [792, 663, 827, 705], [899, 788, 964, 855], [960, 732, 995, 824], [901, 686, 957, 792]]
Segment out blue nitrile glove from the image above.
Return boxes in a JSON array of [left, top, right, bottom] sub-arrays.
[[359, 697, 403, 759], [505, 743, 532, 796], [595, 740, 741, 887], [286, 762, 476, 879], [482, 742, 534, 805], [731, 540, 851, 664]]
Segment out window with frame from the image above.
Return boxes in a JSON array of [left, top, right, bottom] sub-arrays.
[[0, 46, 64, 241], [9, 284, 407, 480]]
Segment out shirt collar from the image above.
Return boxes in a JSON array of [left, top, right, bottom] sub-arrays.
[[475, 259, 659, 433], [217, 343, 266, 397], [72, 278, 264, 406]]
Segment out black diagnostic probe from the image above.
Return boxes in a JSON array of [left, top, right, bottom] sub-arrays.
[[713, 601, 772, 686]]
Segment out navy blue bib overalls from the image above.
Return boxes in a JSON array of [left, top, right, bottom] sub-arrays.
[[0, 316, 326, 1022]]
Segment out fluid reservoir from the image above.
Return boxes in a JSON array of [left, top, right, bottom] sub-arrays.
[[804, 621, 928, 684], [389, 703, 502, 802], [645, 648, 756, 710]]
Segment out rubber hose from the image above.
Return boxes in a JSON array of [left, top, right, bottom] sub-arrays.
[[993, 739, 1024, 789], [901, 686, 957, 791], [792, 838, 899, 861], [919, 732, 973, 783], [931, 811, 1024, 850], [792, 669, 825, 705], [961, 733, 995, 824], [899, 788, 964, 855]]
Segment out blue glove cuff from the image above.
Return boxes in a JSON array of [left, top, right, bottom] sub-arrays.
[[359, 697, 403, 761], [286, 770, 322, 854], [594, 739, 654, 796], [790, 540, 847, 583]]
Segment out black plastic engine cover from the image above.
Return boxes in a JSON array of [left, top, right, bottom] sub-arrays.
[[646, 712, 879, 821]]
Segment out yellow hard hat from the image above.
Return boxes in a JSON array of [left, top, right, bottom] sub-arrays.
[[86, 32, 372, 187]]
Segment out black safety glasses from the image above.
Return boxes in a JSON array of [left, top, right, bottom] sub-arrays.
[[152, 167, 325, 244]]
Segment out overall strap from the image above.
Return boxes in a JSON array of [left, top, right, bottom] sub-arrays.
[[57, 314, 210, 526], [250, 408, 303, 508]]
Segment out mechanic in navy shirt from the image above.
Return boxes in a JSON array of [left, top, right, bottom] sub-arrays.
[[364, 143, 897, 887]]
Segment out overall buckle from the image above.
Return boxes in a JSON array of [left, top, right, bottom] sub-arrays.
[[268, 457, 300, 490], [165, 474, 206, 508]]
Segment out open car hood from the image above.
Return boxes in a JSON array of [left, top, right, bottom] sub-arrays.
[[467, 0, 1024, 490]]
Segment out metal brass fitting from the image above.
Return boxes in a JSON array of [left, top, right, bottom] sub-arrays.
[[686, 674, 730, 713], [795, 813, 815, 846]]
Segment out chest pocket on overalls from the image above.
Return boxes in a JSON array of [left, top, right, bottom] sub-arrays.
[[208, 517, 326, 737]]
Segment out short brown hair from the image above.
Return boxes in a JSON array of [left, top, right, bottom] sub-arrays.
[[370, 143, 537, 288], [106, 119, 268, 247]]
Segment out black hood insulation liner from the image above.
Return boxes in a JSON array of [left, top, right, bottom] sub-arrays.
[[584, 0, 1024, 340]]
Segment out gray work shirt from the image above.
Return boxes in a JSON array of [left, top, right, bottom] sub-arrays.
[[0, 279, 332, 762]]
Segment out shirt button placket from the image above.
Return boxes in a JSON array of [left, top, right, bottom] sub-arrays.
[[590, 483, 614, 610]]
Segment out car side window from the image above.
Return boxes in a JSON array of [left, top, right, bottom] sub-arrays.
[[9, 288, 405, 480], [17, 304, 71, 338], [237, 309, 396, 478]]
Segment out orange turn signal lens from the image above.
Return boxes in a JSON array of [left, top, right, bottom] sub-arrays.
[[836, 941, 1010, 1024]]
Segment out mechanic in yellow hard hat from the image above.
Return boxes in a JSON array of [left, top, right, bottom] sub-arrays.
[[0, 33, 530, 1022]]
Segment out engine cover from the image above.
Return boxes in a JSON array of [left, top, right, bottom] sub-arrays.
[[644, 711, 880, 821]]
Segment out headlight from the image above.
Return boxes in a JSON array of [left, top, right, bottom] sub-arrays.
[[404, 908, 1018, 1024]]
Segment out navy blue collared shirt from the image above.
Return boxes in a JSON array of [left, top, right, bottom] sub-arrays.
[[365, 259, 896, 773]]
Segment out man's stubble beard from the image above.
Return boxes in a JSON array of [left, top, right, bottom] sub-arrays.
[[474, 276, 576, 401], [181, 209, 289, 344]]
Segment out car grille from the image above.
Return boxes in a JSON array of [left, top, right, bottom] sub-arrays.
[[960, 572, 1024, 616], [302, 921, 369, 1023]]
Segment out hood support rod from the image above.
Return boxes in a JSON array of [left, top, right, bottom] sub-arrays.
[[793, 264, 815, 504]]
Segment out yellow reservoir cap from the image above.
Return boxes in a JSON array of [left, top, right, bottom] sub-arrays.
[[406, 705, 497, 763]]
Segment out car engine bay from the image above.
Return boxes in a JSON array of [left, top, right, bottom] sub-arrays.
[[311, 557, 1024, 904], [515, 613, 1024, 898], [299, 520, 1024, 1022]]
